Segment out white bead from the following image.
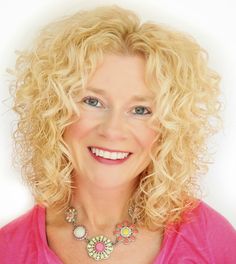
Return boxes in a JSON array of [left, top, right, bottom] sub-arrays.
[[73, 225, 86, 240]]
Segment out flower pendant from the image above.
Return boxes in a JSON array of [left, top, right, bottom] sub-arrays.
[[65, 207, 77, 223], [113, 220, 138, 244], [87, 235, 113, 261]]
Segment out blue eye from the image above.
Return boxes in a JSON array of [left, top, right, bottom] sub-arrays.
[[82, 96, 103, 108], [132, 106, 152, 115], [81, 97, 152, 116]]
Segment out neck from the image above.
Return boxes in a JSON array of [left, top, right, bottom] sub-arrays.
[[70, 173, 137, 233]]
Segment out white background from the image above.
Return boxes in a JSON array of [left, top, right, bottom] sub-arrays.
[[0, 0, 235, 228]]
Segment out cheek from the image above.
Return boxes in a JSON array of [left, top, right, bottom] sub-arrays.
[[63, 116, 96, 143], [133, 125, 157, 150]]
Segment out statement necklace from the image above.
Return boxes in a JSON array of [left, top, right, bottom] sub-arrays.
[[65, 206, 138, 261]]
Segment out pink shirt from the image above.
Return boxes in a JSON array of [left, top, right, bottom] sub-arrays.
[[0, 200, 236, 263]]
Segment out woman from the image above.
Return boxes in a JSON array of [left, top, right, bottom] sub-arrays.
[[0, 5, 235, 264]]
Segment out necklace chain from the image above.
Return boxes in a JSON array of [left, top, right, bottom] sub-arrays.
[[65, 206, 138, 261]]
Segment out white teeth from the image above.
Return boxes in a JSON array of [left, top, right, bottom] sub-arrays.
[[117, 153, 123, 159], [103, 151, 111, 159], [90, 147, 129, 160]]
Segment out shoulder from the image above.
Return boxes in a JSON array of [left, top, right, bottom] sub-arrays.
[[0, 204, 44, 240], [186, 200, 236, 237], [0, 205, 46, 262], [196, 201, 236, 259], [184, 200, 236, 245], [161, 200, 236, 263]]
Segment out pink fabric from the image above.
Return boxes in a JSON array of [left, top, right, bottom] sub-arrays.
[[0, 201, 236, 264]]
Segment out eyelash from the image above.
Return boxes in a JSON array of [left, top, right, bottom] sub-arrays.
[[82, 96, 152, 116]]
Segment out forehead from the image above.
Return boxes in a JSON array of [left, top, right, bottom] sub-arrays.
[[85, 54, 154, 100]]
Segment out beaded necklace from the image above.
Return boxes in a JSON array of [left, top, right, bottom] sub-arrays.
[[65, 206, 138, 261]]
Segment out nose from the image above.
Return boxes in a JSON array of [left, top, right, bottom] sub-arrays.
[[97, 109, 128, 140]]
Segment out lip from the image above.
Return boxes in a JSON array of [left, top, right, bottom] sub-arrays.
[[88, 146, 132, 154], [88, 147, 132, 165]]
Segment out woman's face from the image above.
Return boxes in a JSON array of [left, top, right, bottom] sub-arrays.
[[63, 54, 158, 188]]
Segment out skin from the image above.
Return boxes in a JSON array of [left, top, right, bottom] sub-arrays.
[[46, 54, 163, 263]]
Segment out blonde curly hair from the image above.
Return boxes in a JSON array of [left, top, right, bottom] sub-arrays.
[[10, 5, 222, 230]]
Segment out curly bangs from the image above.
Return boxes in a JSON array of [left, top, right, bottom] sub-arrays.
[[10, 5, 222, 230]]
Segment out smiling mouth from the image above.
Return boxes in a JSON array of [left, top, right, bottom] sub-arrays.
[[88, 147, 132, 161], [88, 146, 132, 154]]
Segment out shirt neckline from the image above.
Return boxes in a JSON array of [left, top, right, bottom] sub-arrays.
[[38, 204, 170, 263], [38, 205, 64, 263]]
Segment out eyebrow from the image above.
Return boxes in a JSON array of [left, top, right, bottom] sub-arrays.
[[86, 87, 154, 103]]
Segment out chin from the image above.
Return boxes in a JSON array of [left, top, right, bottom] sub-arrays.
[[89, 174, 137, 190]]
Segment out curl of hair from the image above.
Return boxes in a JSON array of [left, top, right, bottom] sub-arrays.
[[10, 5, 222, 230]]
